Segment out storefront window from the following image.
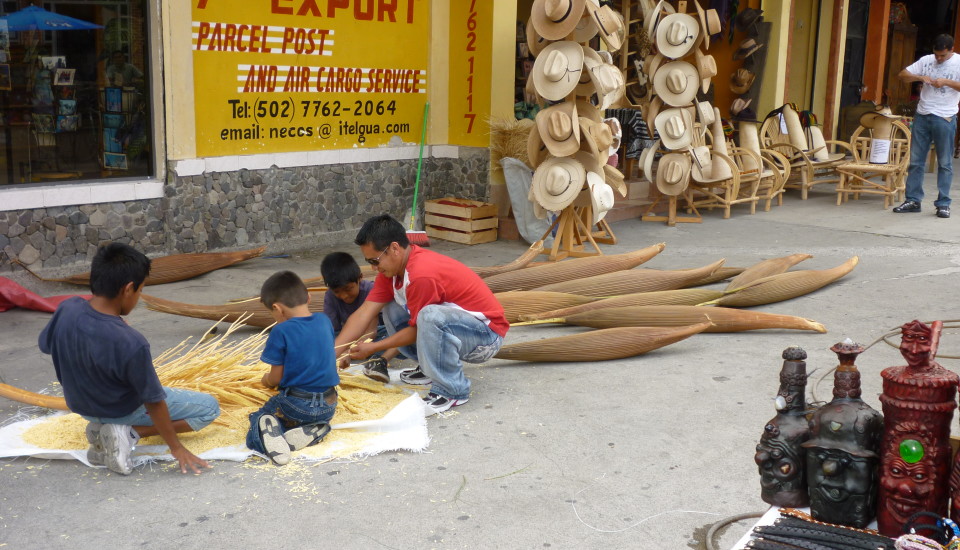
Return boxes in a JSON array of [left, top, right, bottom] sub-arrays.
[[0, 0, 152, 186]]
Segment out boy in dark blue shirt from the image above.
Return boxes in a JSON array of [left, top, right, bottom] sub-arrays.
[[247, 270, 338, 466], [39, 243, 219, 475], [321, 252, 398, 383]]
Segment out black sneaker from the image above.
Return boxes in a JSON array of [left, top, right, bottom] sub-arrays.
[[422, 392, 468, 416], [399, 366, 432, 385], [362, 357, 390, 383], [258, 414, 291, 465], [893, 200, 921, 213], [937, 206, 951, 218], [283, 423, 331, 451]]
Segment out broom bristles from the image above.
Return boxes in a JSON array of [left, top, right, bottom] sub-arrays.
[[407, 230, 431, 247]]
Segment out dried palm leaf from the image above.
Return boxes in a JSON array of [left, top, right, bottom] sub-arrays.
[[517, 288, 726, 322], [472, 241, 545, 278], [483, 243, 666, 293], [494, 322, 711, 362], [684, 266, 746, 287], [495, 290, 598, 323], [0, 383, 68, 410], [725, 253, 813, 291], [533, 259, 725, 297], [545, 305, 826, 333], [13, 246, 267, 286], [707, 256, 859, 307], [141, 292, 325, 328]]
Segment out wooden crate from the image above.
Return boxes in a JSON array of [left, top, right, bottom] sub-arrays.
[[424, 198, 498, 245]]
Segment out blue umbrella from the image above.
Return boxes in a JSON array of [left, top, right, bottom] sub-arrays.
[[1, 5, 102, 31]]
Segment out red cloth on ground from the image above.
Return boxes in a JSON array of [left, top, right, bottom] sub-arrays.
[[0, 277, 90, 313]]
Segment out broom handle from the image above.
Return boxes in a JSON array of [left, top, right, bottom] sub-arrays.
[[410, 101, 430, 230]]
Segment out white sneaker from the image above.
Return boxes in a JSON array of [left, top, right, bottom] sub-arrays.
[[99, 423, 139, 475], [422, 392, 468, 416]]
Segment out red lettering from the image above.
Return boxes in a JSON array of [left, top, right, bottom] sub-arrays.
[[271, 0, 293, 15], [249, 25, 261, 50], [260, 25, 272, 52], [327, 0, 349, 18], [354, 0, 373, 20], [206, 23, 222, 51], [236, 25, 248, 52], [315, 67, 325, 92], [224, 24, 237, 51], [196, 22, 210, 50], [411, 70, 420, 93], [314, 30, 330, 55], [297, 0, 321, 16], [379, 0, 397, 22]]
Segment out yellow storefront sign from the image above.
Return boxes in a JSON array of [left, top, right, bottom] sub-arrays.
[[447, 0, 492, 147], [192, 0, 429, 157]]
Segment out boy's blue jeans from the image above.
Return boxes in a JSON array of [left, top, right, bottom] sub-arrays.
[[906, 112, 955, 208], [81, 387, 220, 431], [245, 390, 336, 455], [382, 301, 503, 401]]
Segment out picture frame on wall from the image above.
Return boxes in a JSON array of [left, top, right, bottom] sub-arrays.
[[102, 113, 124, 128], [31, 113, 55, 133], [40, 55, 66, 70], [56, 115, 79, 132], [104, 87, 123, 113], [54, 68, 75, 86], [58, 99, 77, 116], [104, 152, 128, 170]]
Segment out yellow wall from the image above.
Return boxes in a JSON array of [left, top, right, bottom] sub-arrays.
[[431, 0, 450, 145], [163, 0, 197, 160], [787, 1, 817, 108], [760, 0, 789, 116]]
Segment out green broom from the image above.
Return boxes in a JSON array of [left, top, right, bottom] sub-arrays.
[[407, 101, 430, 246]]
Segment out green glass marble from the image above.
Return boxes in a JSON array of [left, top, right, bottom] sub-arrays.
[[899, 439, 924, 464]]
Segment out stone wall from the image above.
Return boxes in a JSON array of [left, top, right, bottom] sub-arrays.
[[0, 148, 490, 275]]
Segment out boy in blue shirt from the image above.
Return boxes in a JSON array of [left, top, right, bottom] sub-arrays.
[[321, 252, 398, 383], [247, 270, 339, 466], [39, 243, 220, 475]]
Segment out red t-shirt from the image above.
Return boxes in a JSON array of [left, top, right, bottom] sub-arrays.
[[367, 245, 509, 337]]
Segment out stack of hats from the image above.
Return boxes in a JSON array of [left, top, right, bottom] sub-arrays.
[[729, 8, 764, 124], [525, 0, 629, 225], [640, 0, 722, 196]]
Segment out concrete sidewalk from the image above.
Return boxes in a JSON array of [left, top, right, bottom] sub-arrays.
[[1, 175, 959, 549]]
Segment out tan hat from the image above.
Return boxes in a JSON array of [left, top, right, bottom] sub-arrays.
[[694, 48, 716, 94], [587, 62, 625, 110], [656, 152, 691, 196], [575, 47, 603, 96], [807, 125, 846, 161], [576, 98, 602, 123], [584, 2, 623, 51], [586, 171, 615, 223], [573, 149, 604, 179], [532, 156, 586, 211], [532, 0, 588, 40], [578, 118, 613, 169], [645, 95, 664, 134], [860, 109, 898, 139], [645, 0, 676, 40], [693, 1, 711, 50], [526, 17, 552, 57], [730, 97, 752, 117], [533, 41, 584, 101], [603, 164, 627, 197], [572, 0, 600, 43], [729, 68, 755, 94], [526, 122, 551, 169], [641, 139, 660, 183], [536, 101, 581, 157], [653, 60, 699, 107], [655, 107, 694, 150], [733, 38, 763, 61], [656, 13, 699, 59]]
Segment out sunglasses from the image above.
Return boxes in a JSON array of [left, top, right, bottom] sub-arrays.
[[365, 246, 390, 266]]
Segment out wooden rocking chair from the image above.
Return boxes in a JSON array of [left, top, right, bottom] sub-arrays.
[[835, 120, 911, 208]]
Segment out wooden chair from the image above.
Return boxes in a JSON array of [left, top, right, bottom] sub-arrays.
[[759, 107, 854, 199], [686, 113, 759, 219], [835, 120, 911, 208], [735, 120, 792, 212]]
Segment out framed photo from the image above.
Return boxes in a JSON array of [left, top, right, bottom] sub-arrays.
[[104, 152, 128, 170], [58, 99, 76, 116], [102, 113, 124, 129], [58, 86, 75, 100], [0, 63, 10, 91], [104, 87, 123, 113], [56, 115, 79, 132], [40, 55, 65, 70], [54, 68, 75, 86], [31, 113, 55, 133], [103, 128, 122, 152]]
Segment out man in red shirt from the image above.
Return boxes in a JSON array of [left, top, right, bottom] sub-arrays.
[[334, 215, 508, 415]]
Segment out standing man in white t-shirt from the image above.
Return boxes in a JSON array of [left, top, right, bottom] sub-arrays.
[[894, 34, 960, 219]]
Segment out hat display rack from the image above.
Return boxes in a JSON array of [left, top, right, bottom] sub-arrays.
[[526, 0, 630, 260], [728, 8, 769, 127], [636, 0, 722, 226]]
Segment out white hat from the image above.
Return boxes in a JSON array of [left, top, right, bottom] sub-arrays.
[[603, 163, 627, 197], [641, 139, 660, 183], [532, 0, 588, 40], [572, 0, 600, 43], [584, 1, 623, 51], [656, 13, 699, 59], [645, 0, 676, 44], [653, 61, 699, 107], [694, 48, 716, 94], [533, 41, 584, 101], [532, 157, 586, 211], [655, 107, 694, 150], [656, 152, 692, 196], [526, 17, 552, 57], [526, 122, 551, 169], [695, 98, 715, 127], [536, 101, 581, 157], [576, 47, 604, 96], [730, 97, 752, 117], [586, 171, 615, 223]]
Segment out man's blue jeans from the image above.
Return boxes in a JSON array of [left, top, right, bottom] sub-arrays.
[[82, 387, 220, 432], [382, 302, 503, 401], [906, 112, 955, 208], [245, 390, 336, 455]]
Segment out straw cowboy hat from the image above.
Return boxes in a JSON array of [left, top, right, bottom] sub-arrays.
[[526, 122, 551, 169], [533, 41, 584, 101], [645, 0, 676, 41], [653, 60, 699, 107], [656, 152, 692, 196], [575, 47, 604, 97], [526, 17, 552, 57], [860, 108, 898, 139], [730, 97, 752, 117], [578, 118, 613, 170], [586, 171, 615, 223], [640, 139, 660, 183], [532, 156, 587, 211], [694, 1, 721, 50], [729, 68, 755, 94], [576, 98, 602, 123], [734, 8, 763, 33], [583, 50, 625, 109], [536, 101, 581, 157], [603, 163, 627, 197], [694, 48, 717, 94], [584, 1, 623, 51], [572, 0, 600, 43], [807, 125, 846, 162], [734, 38, 763, 61], [532, 0, 587, 40], [696, 98, 716, 127], [656, 12, 699, 59], [645, 95, 664, 136], [655, 107, 695, 150]]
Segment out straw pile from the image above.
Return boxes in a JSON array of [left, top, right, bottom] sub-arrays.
[[489, 116, 535, 169]]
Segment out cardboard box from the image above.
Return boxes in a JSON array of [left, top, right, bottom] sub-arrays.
[[424, 198, 498, 245]]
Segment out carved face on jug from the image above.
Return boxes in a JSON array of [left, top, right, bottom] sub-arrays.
[[879, 424, 939, 527], [899, 321, 934, 370], [807, 448, 877, 527], [755, 421, 805, 501]]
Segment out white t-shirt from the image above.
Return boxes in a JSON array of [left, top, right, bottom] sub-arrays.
[[907, 52, 960, 117]]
